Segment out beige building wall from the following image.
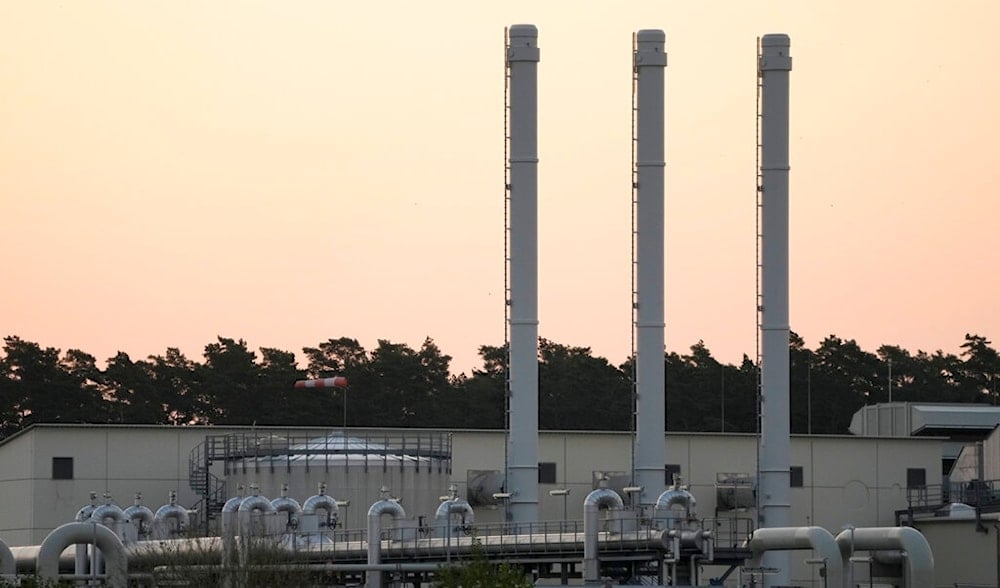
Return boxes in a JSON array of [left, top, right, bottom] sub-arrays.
[[0, 432, 35, 546], [0, 423, 942, 569], [913, 515, 1000, 587], [450, 431, 941, 531], [5, 425, 216, 544]]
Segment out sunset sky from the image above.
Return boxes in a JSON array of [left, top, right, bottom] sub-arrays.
[[1, 1, 997, 375]]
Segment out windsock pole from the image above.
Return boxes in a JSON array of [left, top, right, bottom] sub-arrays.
[[294, 377, 349, 389]]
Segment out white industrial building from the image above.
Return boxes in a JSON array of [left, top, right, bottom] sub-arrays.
[[0, 422, 948, 586]]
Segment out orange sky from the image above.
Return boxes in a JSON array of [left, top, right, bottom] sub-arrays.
[[1, 1, 997, 375]]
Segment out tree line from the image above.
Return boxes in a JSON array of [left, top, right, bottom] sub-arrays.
[[0, 332, 997, 440]]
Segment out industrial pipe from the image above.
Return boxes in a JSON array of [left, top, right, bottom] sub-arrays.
[[302, 483, 340, 529], [122, 493, 155, 541], [298, 482, 340, 547], [74, 492, 99, 578], [835, 526, 934, 588], [271, 483, 303, 530], [632, 27, 668, 509], [37, 522, 127, 588], [366, 497, 406, 588], [90, 493, 126, 575], [237, 491, 275, 515], [757, 32, 793, 587], [746, 526, 843, 588], [434, 499, 474, 535], [154, 491, 190, 536], [583, 487, 625, 583], [505, 22, 541, 526], [654, 486, 697, 530], [220, 485, 246, 541]]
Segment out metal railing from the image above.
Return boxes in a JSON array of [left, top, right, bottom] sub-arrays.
[[906, 479, 1000, 510], [209, 431, 452, 476], [238, 515, 667, 563]]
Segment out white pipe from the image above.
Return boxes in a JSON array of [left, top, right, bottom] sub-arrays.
[[91, 503, 125, 528], [74, 492, 99, 578], [302, 484, 340, 529], [90, 495, 125, 576], [237, 495, 277, 514], [654, 486, 696, 531], [303, 500, 339, 530], [506, 22, 541, 526], [122, 494, 155, 541], [434, 498, 475, 534], [366, 498, 406, 588], [747, 526, 843, 588], [583, 488, 625, 583], [633, 27, 668, 508], [758, 32, 792, 587], [271, 484, 303, 529], [835, 526, 934, 588], [155, 491, 191, 535], [37, 522, 127, 588]]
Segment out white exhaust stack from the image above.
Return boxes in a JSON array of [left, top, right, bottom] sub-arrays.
[[506, 24, 540, 525], [633, 29, 667, 507], [758, 33, 792, 586]]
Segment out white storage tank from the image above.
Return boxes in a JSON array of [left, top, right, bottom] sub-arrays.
[[217, 431, 451, 530]]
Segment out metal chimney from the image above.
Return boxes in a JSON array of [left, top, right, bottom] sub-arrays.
[[757, 33, 792, 587], [505, 23, 540, 525], [632, 29, 667, 507]]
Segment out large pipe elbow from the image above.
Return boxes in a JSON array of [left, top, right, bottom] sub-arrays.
[[122, 504, 154, 540], [367, 499, 407, 588], [303, 494, 340, 529], [154, 503, 191, 533], [38, 522, 127, 588], [367, 498, 406, 520], [123, 505, 154, 526], [835, 527, 934, 588], [583, 488, 625, 583], [237, 495, 276, 514], [75, 494, 99, 522], [271, 496, 303, 516], [747, 527, 844, 588], [654, 487, 697, 524], [434, 499, 474, 535], [90, 504, 125, 525], [222, 495, 244, 514]]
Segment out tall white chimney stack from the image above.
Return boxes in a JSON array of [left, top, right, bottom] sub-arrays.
[[632, 29, 668, 507], [758, 32, 792, 587], [505, 23, 540, 525]]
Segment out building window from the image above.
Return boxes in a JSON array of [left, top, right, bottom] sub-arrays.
[[538, 462, 557, 484], [52, 457, 74, 480], [790, 466, 804, 488], [907, 468, 926, 488], [665, 464, 682, 485]]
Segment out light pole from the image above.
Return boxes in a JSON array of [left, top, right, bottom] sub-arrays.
[[721, 367, 726, 433], [807, 361, 812, 435], [888, 358, 893, 403], [549, 488, 570, 523], [335, 500, 350, 531]]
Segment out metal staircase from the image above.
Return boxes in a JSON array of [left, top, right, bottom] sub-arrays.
[[188, 436, 228, 534]]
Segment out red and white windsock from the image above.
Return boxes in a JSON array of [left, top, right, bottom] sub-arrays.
[[294, 376, 348, 389]]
